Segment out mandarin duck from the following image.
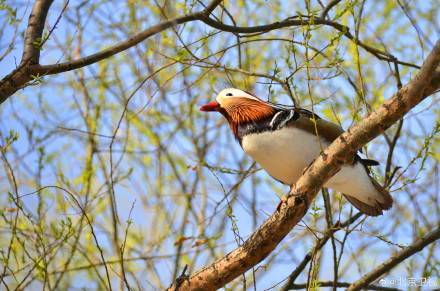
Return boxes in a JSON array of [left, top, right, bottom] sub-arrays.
[[200, 88, 393, 216]]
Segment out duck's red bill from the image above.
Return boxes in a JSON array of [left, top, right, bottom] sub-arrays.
[[199, 101, 220, 112]]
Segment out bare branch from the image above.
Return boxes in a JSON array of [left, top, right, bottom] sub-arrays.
[[36, 8, 218, 74], [281, 213, 363, 290], [347, 226, 440, 290], [321, 0, 342, 19], [200, 15, 420, 69], [0, 0, 223, 104]]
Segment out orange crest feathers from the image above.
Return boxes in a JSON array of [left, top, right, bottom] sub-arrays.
[[221, 97, 275, 135], [225, 98, 275, 123]]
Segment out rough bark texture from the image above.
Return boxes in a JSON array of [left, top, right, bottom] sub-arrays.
[[168, 40, 440, 291], [21, 0, 54, 65]]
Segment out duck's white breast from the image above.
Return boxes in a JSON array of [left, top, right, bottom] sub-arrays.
[[241, 127, 324, 184]]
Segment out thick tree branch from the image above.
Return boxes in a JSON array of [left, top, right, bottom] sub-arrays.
[[347, 227, 440, 290], [422, 66, 440, 97], [0, 0, 223, 104], [167, 40, 440, 290], [21, 0, 54, 65]]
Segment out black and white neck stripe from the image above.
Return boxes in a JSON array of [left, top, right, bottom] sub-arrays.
[[236, 109, 299, 144]]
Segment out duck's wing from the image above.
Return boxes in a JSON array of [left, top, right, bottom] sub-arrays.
[[286, 108, 379, 167], [286, 108, 345, 144]]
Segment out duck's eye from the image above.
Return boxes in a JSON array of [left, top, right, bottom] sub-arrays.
[[226, 93, 233, 96]]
